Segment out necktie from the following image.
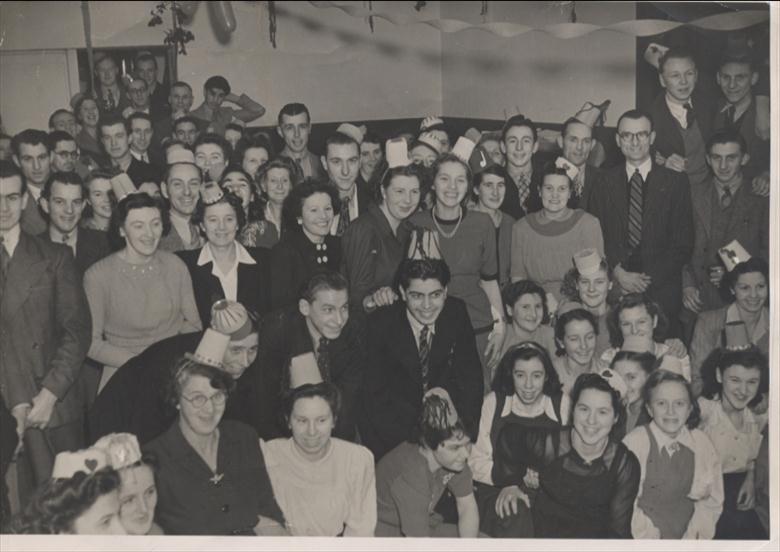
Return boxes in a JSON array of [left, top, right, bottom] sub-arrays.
[[0, 236, 10, 299], [61, 233, 69, 244], [516, 172, 531, 207], [628, 169, 643, 249], [574, 169, 585, 199], [142, 153, 150, 164], [188, 223, 201, 249], [106, 89, 116, 111], [336, 195, 351, 236], [317, 337, 331, 382], [683, 102, 696, 128], [724, 104, 737, 128], [418, 325, 431, 389], [721, 186, 733, 209]]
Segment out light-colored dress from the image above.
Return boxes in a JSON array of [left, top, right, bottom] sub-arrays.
[[260, 437, 377, 536]]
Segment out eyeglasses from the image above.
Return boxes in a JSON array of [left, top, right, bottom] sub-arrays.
[[618, 131, 651, 143], [181, 391, 227, 409]]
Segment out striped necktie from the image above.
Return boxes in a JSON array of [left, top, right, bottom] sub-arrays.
[[628, 169, 643, 249], [721, 185, 733, 209], [0, 236, 9, 298], [418, 325, 431, 389]]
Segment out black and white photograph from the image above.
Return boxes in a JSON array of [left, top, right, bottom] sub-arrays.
[[0, 1, 776, 550]]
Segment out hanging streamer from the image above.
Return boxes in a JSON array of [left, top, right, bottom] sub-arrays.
[[80, 1, 95, 95], [307, 2, 768, 39], [268, 1, 277, 48]]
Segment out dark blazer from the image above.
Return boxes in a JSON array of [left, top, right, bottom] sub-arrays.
[[713, 97, 770, 179], [20, 194, 47, 236], [0, 232, 91, 427], [125, 156, 163, 187], [39, 227, 111, 276], [499, 157, 544, 220], [683, 178, 769, 311], [176, 245, 271, 325], [259, 307, 365, 441], [586, 163, 693, 325], [649, 90, 716, 161], [88, 332, 272, 444], [574, 165, 602, 212], [361, 297, 484, 461]]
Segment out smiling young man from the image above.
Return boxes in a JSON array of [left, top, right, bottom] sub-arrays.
[[277, 103, 325, 181], [362, 258, 483, 461], [681, 130, 769, 327], [158, 161, 204, 252], [556, 117, 600, 210], [498, 115, 544, 220], [190, 75, 265, 137], [98, 114, 160, 187], [321, 131, 373, 236]]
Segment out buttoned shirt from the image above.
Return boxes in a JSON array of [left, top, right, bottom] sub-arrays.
[[712, 175, 743, 206], [625, 157, 653, 183], [406, 310, 435, 350], [666, 95, 692, 129], [330, 185, 359, 236], [0, 225, 20, 257], [196, 242, 256, 302]]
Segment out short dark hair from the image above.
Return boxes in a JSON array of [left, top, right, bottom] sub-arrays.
[[12, 129, 49, 157], [554, 308, 597, 356], [608, 293, 668, 347], [235, 133, 275, 168], [492, 341, 562, 398], [47, 130, 76, 152], [127, 112, 153, 128], [225, 123, 243, 135], [283, 382, 341, 428], [706, 129, 748, 156], [98, 113, 130, 136], [721, 256, 769, 304], [282, 178, 341, 231], [134, 52, 157, 69], [73, 95, 99, 124], [398, 258, 451, 291], [541, 162, 573, 192], [617, 109, 654, 133], [610, 350, 657, 377], [700, 346, 768, 408], [166, 357, 236, 412], [192, 189, 246, 233], [324, 131, 359, 155], [194, 133, 231, 161], [171, 81, 192, 94], [412, 393, 468, 450], [658, 47, 697, 74], [379, 163, 423, 191], [108, 192, 171, 251], [173, 115, 200, 130], [204, 75, 230, 95], [258, 156, 301, 189], [42, 171, 85, 200], [278, 103, 311, 127], [0, 159, 27, 195], [48, 109, 74, 130], [362, 131, 382, 147], [717, 52, 756, 74], [643, 369, 701, 429], [299, 270, 349, 303], [570, 372, 625, 438], [502, 280, 549, 325], [561, 116, 593, 138], [474, 163, 509, 189], [501, 114, 537, 144], [164, 161, 203, 185]]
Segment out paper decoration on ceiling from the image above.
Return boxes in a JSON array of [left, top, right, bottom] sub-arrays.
[[308, 2, 769, 39]]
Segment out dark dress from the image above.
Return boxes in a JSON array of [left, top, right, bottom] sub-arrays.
[[269, 228, 341, 310], [493, 426, 640, 538], [144, 419, 285, 535]]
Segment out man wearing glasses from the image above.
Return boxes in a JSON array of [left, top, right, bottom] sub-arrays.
[[586, 109, 693, 338]]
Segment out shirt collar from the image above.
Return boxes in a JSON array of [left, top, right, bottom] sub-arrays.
[[713, 174, 743, 196], [0, 224, 21, 256], [626, 157, 653, 182], [649, 420, 695, 453], [721, 95, 752, 121], [406, 309, 436, 338], [503, 394, 560, 422], [196, 241, 256, 267], [27, 185, 42, 202], [665, 94, 692, 128], [48, 226, 78, 247]]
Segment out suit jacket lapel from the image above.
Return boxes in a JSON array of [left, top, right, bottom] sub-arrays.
[[691, 182, 713, 241], [394, 306, 423, 387], [2, 233, 48, 319], [607, 167, 628, 228]]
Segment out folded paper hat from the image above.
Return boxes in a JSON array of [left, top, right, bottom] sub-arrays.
[[200, 181, 224, 205], [289, 352, 323, 389], [110, 173, 137, 202], [420, 115, 445, 131], [188, 329, 230, 368], [556, 299, 586, 317], [468, 145, 493, 174], [416, 131, 443, 155], [644, 42, 670, 69], [451, 136, 476, 164], [407, 228, 442, 261], [211, 299, 253, 341], [718, 239, 751, 272], [574, 100, 611, 128], [464, 127, 483, 144], [336, 123, 366, 144], [724, 320, 751, 351], [52, 448, 110, 480], [596, 368, 629, 401], [424, 387, 459, 426], [572, 248, 603, 276], [92, 433, 142, 470], [555, 156, 580, 181], [621, 334, 655, 354], [386, 137, 412, 169], [166, 148, 196, 165], [656, 354, 689, 381]]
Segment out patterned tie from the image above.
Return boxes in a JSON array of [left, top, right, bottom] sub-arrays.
[[683, 102, 696, 128], [317, 337, 331, 382], [516, 172, 531, 208], [724, 104, 737, 129], [106, 89, 116, 111], [721, 185, 733, 209], [336, 195, 351, 237], [418, 325, 431, 389], [0, 236, 10, 299], [188, 222, 201, 249], [61, 233, 69, 244], [574, 169, 585, 199], [628, 169, 643, 249]]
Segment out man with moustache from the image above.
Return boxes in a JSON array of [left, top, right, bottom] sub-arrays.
[[322, 131, 373, 236], [158, 159, 204, 252], [98, 114, 161, 187], [277, 103, 325, 181], [11, 129, 51, 235]]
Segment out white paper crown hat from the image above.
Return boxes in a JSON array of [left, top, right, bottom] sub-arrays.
[[92, 433, 142, 470], [289, 352, 324, 388], [200, 181, 224, 205], [167, 148, 196, 165], [416, 131, 443, 155], [336, 123, 366, 144], [386, 137, 412, 168], [451, 136, 476, 164], [724, 321, 752, 351], [718, 239, 751, 272], [211, 300, 254, 341], [621, 334, 654, 354], [52, 448, 110, 479], [110, 173, 137, 202], [572, 248, 603, 276]]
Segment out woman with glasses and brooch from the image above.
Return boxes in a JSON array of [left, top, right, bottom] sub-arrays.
[[144, 354, 286, 535]]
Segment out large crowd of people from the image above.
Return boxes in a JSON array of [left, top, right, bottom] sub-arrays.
[[0, 39, 771, 540]]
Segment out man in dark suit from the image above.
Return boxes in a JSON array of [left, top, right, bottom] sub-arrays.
[[321, 130, 373, 236], [555, 117, 602, 211], [587, 110, 693, 338], [39, 171, 110, 275], [89, 301, 264, 444], [128, 112, 164, 171], [681, 130, 769, 338], [649, 48, 716, 187], [99, 113, 161, 187], [361, 258, 484, 461], [11, 129, 50, 235], [277, 102, 326, 181], [0, 160, 91, 490], [498, 115, 544, 220], [134, 52, 170, 123], [259, 270, 364, 442]]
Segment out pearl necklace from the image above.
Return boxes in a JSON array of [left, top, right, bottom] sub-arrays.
[[432, 206, 463, 239]]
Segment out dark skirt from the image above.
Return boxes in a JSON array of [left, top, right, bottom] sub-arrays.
[[715, 471, 768, 539]]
